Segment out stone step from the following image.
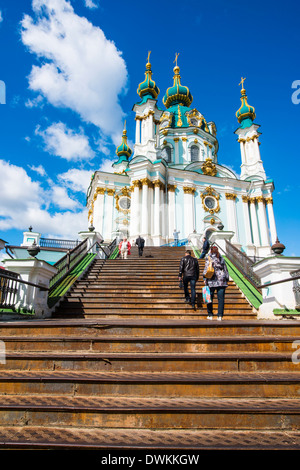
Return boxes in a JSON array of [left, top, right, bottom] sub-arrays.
[[0, 370, 299, 398], [1, 395, 299, 430], [0, 426, 299, 450], [0, 319, 299, 337]]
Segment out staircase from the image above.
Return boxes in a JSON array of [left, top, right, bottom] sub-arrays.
[[0, 246, 299, 450]]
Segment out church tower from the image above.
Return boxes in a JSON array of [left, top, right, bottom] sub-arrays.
[[86, 56, 278, 259], [235, 78, 266, 181]]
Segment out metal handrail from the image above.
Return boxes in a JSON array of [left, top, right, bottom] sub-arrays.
[[212, 241, 261, 291], [224, 239, 261, 288]]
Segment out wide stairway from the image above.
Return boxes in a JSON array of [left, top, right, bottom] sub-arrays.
[[0, 246, 299, 450]]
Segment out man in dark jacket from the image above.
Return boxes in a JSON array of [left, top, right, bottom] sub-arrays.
[[199, 237, 210, 258], [178, 250, 199, 310], [135, 235, 145, 257]]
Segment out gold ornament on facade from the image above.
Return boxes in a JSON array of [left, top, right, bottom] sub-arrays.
[[200, 186, 220, 215], [201, 158, 217, 177], [249, 197, 257, 204], [167, 184, 177, 192], [153, 179, 165, 190], [265, 197, 273, 204], [132, 180, 142, 188], [183, 186, 196, 194], [256, 195, 265, 204], [210, 218, 215, 225], [177, 105, 183, 127], [106, 188, 115, 196], [225, 193, 237, 200], [242, 195, 250, 203]]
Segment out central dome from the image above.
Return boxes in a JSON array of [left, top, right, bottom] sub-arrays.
[[163, 65, 193, 108]]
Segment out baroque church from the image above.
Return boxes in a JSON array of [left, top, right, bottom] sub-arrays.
[[86, 54, 278, 259]]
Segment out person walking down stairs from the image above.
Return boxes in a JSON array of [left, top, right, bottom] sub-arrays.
[[118, 238, 131, 259], [178, 249, 199, 310], [203, 245, 229, 321]]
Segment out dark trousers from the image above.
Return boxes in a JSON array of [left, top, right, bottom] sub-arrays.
[[138, 246, 143, 256], [183, 276, 197, 305], [207, 286, 226, 317], [199, 250, 208, 259]]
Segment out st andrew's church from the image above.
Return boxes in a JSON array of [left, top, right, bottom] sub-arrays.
[[86, 54, 278, 259]]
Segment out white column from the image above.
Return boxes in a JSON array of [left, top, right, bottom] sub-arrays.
[[266, 197, 278, 245], [241, 196, 253, 246], [174, 138, 180, 164], [105, 189, 115, 241], [249, 197, 260, 246], [168, 185, 176, 239], [239, 140, 246, 164], [130, 180, 141, 238], [183, 187, 195, 236], [153, 181, 161, 236], [225, 194, 239, 244], [93, 188, 105, 235], [256, 196, 270, 246], [135, 118, 141, 144], [141, 178, 149, 236]]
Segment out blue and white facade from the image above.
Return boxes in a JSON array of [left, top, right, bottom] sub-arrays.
[[86, 58, 278, 258]]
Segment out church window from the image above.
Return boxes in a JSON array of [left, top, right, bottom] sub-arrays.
[[162, 146, 172, 162], [191, 145, 199, 162]]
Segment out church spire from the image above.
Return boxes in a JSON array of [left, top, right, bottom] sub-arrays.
[[236, 77, 256, 128], [163, 53, 193, 108], [115, 121, 132, 163], [137, 52, 160, 101]]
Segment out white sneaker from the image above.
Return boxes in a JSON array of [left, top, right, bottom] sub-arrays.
[[217, 317, 222, 321], [207, 316, 213, 320]]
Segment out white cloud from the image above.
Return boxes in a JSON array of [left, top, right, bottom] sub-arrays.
[[35, 122, 95, 161], [99, 157, 115, 173], [84, 0, 99, 9], [0, 11, 3, 23], [0, 159, 87, 239], [28, 164, 46, 176], [58, 168, 94, 193], [21, 0, 128, 146]]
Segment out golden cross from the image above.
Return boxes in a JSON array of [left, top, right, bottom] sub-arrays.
[[174, 52, 180, 67], [239, 77, 246, 89], [147, 51, 151, 63]]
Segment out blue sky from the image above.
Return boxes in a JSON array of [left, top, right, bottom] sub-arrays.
[[0, 0, 299, 258]]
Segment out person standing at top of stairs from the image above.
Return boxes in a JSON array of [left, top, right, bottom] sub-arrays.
[[135, 236, 145, 257], [178, 250, 199, 310]]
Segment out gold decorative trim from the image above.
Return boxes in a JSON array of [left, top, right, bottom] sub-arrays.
[[225, 193, 237, 200], [200, 186, 220, 215], [249, 197, 257, 204], [174, 137, 180, 142], [132, 180, 142, 188], [201, 158, 217, 177], [265, 197, 273, 204], [256, 196, 265, 204], [242, 195, 250, 203], [106, 188, 115, 196], [167, 184, 177, 192], [183, 186, 196, 194], [96, 187, 106, 195]]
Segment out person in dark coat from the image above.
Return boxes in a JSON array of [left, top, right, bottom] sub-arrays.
[[199, 237, 210, 258], [203, 245, 229, 321], [135, 235, 145, 257], [178, 250, 199, 310]]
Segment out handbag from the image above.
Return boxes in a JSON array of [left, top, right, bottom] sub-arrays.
[[202, 285, 211, 304], [204, 256, 214, 279]]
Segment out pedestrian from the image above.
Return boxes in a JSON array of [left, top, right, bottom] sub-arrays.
[[173, 229, 180, 246], [203, 245, 229, 321], [118, 238, 131, 259], [135, 235, 145, 257], [178, 249, 199, 310], [199, 236, 210, 258]]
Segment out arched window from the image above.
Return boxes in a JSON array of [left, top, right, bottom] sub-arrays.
[[191, 145, 199, 162], [162, 146, 172, 162]]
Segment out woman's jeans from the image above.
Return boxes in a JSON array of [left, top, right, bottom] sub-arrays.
[[207, 286, 226, 317], [183, 276, 197, 305]]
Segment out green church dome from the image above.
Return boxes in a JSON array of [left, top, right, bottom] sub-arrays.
[[115, 124, 132, 162], [137, 53, 160, 101], [236, 78, 256, 128], [163, 57, 193, 109]]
